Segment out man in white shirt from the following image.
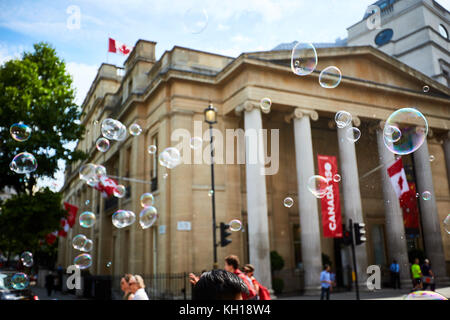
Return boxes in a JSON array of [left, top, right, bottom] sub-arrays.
[[129, 275, 149, 300]]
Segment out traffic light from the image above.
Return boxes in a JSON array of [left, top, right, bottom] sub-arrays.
[[342, 229, 353, 246], [220, 222, 232, 247], [353, 222, 366, 245]]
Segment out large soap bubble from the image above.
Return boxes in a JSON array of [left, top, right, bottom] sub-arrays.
[[9, 152, 38, 174], [291, 42, 318, 76], [383, 108, 428, 155]]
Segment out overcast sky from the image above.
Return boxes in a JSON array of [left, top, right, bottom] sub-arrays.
[[0, 0, 449, 189]]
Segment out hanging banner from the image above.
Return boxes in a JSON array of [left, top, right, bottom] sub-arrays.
[[318, 155, 343, 238]]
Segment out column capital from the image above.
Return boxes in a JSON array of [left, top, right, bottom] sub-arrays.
[[285, 108, 319, 123], [235, 101, 271, 116], [352, 115, 361, 127]]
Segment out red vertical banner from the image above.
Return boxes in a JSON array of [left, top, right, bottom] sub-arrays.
[[317, 155, 343, 238]]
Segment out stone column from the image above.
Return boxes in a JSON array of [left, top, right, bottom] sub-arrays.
[[289, 108, 323, 294], [443, 132, 450, 191], [376, 125, 410, 286], [241, 101, 272, 290], [337, 117, 368, 288], [413, 138, 449, 285]]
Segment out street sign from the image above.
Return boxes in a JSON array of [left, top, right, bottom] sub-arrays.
[[177, 221, 191, 231]]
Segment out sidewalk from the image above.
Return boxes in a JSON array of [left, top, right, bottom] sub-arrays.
[[277, 287, 450, 300]]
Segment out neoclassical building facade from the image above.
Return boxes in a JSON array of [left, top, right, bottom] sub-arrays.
[[58, 40, 450, 294]]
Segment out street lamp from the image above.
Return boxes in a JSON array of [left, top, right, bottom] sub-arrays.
[[204, 103, 218, 269]]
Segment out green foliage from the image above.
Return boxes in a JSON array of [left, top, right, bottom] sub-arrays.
[[270, 251, 285, 273], [0, 42, 86, 194], [272, 278, 284, 294], [0, 189, 66, 263]]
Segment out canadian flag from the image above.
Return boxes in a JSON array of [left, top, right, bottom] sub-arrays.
[[58, 218, 70, 238], [387, 158, 410, 198], [45, 231, 59, 245], [108, 37, 132, 55], [64, 202, 79, 228], [93, 175, 120, 198]]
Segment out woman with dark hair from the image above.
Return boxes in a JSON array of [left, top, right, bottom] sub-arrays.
[[192, 269, 249, 300], [120, 274, 134, 300]]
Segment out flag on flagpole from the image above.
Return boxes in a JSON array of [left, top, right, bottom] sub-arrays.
[[108, 37, 132, 55], [45, 231, 59, 245], [387, 158, 410, 198], [93, 175, 120, 198], [64, 202, 79, 228]]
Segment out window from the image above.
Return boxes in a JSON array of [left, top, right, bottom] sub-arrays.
[[439, 24, 448, 39], [293, 224, 302, 270], [150, 134, 158, 191], [374, 28, 394, 46]]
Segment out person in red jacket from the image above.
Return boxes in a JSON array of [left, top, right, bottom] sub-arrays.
[[243, 264, 272, 300], [224, 255, 257, 300]]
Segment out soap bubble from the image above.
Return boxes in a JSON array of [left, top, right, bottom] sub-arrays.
[[140, 193, 154, 207], [20, 251, 33, 267], [208, 190, 214, 197], [113, 185, 126, 198], [383, 108, 428, 155], [444, 215, 450, 234], [129, 123, 142, 136], [346, 127, 361, 143], [96, 137, 110, 152], [80, 238, 93, 252], [403, 291, 447, 300], [229, 219, 242, 232], [9, 152, 38, 174], [260, 98, 272, 113], [10, 123, 32, 142], [158, 147, 181, 169], [11, 273, 29, 290], [422, 86, 430, 93], [429, 155, 435, 162], [307, 175, 329, 198], [101, 118, 127, 141], [139, 206, 158, 229], [190, 137, 203, 150], [291, 42, 318, 76], [319, 66, 342, 88], [106, 261, 112, 268], [335, 111, 352, 128], [333, 174, 341, 182], [112, 210, 136, 228], [384, 125, 402, 143], [422, 191, 431, 201], [79, 163, 97, 182], [85, 200, 90, 206], [79, 211, 96, 228], [163, 173, 168, 179], [74, 253, 92, 269], [148, 145, 157, 154], [72, 234, 87, 250], [95, 164, 107, 178], [183, 7, 208, 34], [283, 197, 294, 208]]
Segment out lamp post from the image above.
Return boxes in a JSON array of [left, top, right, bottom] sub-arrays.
[[204, 103, 219, 269]]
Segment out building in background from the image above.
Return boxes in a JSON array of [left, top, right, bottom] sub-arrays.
[[57, 38, 450, 294]]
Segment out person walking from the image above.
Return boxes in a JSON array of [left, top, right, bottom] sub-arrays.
[[411, 258, 423, 291], [421, 259, 435, 291], [120, 274, 134, 300], [45, 271, 54, 297], [389, 259, 401, 289], [130, 275, 149, 300], [320, 264, 332, 300], [243, 264, 271, 300]]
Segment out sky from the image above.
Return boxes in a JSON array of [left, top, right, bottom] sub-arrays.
[[0, 0, 449, 189]]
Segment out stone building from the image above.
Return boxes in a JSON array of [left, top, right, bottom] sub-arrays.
[[347, 0, 450, 86], [58, 39, 450, 294]]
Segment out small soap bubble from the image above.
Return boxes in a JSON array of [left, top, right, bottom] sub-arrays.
[[139, 206, 158, 229], [106, 261, 112, 268], [190, 137, 203, 150], [113, 185, 126, 198], [72, 234, 88, 250], [429, 155, 435, 162], [208, 190, 214, 197], [79, 211, 96, 228], [80, 239, 93, 252], [319, 66, 342, 89], [140, 193, 154, 207], [96, 137, 110, 152], [283, 197, 294, 208], [422, 191, 431, 201], [346, 127, 361, 143], [20, 251, 33, 267], [11, 273, 29, 290], [183, 7, 208, 34], [229, 219, 242, 232], [307, 175, 329, 198], [333, 174, 341, 182], [85, 200, 90, 206], [335, 111, 352, 128], [260, 98, 272, 113], [112, 210, 136, 228], [129, 123, 142, 136], [10, 123, 32, 142], [422, 86, 430, 93], [158, 147, 181, 169], [9, 152, 38, 174], [148, 145, 157, 155], [443, 215, 450, 234], [74, 253, 92, 269]]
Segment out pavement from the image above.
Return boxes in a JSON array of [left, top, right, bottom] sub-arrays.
[[277, 286, 450, 300]]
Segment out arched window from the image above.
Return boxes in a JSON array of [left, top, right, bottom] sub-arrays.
[[438, 24, 448, 39]]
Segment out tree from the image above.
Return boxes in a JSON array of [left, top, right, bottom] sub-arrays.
[[0, 189, 66, 265], [0, 42, 86, 195]]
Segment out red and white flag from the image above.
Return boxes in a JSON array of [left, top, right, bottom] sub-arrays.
[[387, 158, 410, 198], [93, 175, 120, 198], [108, 37, 132, 55], [45, 231, 59, 245], [58, 218, 70, 238], [64, 202, 79, 228]]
